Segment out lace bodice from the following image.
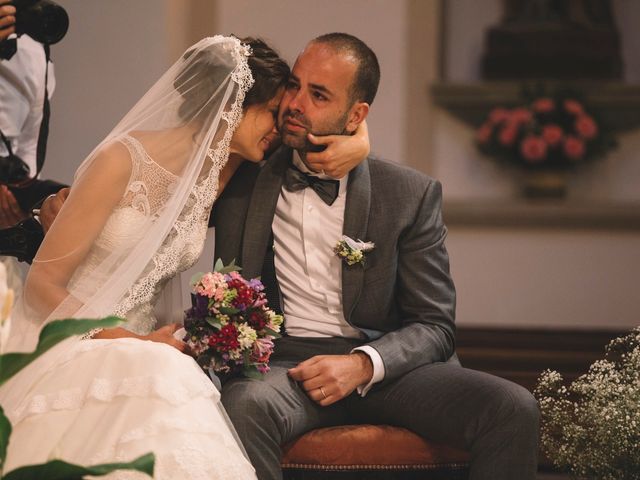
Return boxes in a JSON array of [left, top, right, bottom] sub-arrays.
[[70, 134, 225, 335]]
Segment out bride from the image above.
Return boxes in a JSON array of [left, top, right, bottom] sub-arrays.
[[0, 36, 366, 478]]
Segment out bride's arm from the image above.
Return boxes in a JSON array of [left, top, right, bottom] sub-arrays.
[[304, 120, 370, 178], [93, 323, 189, 352], [29, 142, 192, 351], [25, 142, 132, 318]]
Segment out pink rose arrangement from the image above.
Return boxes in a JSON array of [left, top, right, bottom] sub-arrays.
[[183, 260, 283, 379], [476, 96, 614, 169]]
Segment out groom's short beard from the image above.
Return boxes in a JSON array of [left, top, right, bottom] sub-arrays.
[[280, 110, 349, 158]]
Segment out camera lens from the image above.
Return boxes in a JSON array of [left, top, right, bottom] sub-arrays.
[[16, 0, 69, 45]]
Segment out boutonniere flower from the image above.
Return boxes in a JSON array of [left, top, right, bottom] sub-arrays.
[[334, 235, 375, 266]]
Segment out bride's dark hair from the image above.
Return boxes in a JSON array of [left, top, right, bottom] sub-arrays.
[[240, 36, 290, 108], [175, 36, 289, 120]]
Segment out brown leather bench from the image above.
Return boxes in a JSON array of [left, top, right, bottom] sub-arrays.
[[281, 424, 470, 479]]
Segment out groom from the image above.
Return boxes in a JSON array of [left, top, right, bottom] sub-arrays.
[[214, 33, 540, 480]]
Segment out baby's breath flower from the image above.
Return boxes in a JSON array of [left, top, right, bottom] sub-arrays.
[[534, 327, 640, 479]]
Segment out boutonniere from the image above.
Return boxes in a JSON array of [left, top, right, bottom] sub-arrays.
[[334, 235, 375, 266]]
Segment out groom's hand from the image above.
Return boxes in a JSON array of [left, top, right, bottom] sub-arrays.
[[288, 353, 373, 407]]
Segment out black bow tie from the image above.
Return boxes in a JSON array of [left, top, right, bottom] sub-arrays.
[[283, 165, 339, 206]]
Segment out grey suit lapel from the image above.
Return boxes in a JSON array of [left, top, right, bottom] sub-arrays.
[[241, 147, 291, 277], [342, 160, 371, 321]]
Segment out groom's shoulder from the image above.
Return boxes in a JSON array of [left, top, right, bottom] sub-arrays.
[[367, 156, 439, 191]]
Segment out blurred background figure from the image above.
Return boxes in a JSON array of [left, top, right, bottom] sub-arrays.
[[0, 0, 68, 287]]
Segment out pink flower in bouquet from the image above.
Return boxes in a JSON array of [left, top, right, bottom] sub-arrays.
[[511, 107, 533, 124], [476, 123, 493, 145], [575, 115, 598, 140], [542, 124, 564, 147], [489, 107, 510, 124], [499, 125, 518, 147], [520, 135, 548, 163], [196, 271, 227, 301], [563, 135, 586, 161], [532, 98, 555, 114], [564, 99, 584, 116], [252, 337, 275, 364]]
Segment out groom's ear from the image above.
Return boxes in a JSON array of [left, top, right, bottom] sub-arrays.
[[345, 102, 369, 134]]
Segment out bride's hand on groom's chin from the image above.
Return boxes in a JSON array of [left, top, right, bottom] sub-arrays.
[[287, 353, 374, 407], [304, 121, 370, 179]]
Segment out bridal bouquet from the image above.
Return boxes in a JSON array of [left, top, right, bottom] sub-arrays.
[[183, 260, 283, 379], [534, 327, 640, 479]]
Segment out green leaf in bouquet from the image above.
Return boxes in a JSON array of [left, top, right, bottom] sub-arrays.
[[213, 258, 241, 274], [2, 452, 154, 480], [0, 317, 123, 387], [190, 271, 206, 287], [0, 405, 12, 474], [205, 317, 222, 329], [242, 366, 264, 380], [263, 327, 282, 339], [242, 349, 252, 366], [218, 307, 239, 316]]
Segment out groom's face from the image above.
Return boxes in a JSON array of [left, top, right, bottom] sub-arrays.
[[278, 42, 357, 151]]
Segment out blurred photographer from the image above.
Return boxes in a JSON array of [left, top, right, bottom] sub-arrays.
[[0, 0, 68, 262]]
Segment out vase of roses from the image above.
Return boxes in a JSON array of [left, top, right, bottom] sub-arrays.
[[476, 95, 616, 198]]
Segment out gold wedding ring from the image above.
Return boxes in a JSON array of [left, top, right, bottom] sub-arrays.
[[319, 386, 327, 399]]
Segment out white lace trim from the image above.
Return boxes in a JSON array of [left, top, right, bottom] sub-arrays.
[[88, 440, 256, 480], [11, 373, 217, 425]]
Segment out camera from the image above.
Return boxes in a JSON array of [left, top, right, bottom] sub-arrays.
[[0, 131, 30, 184], [0, 0, 68, 60], [12, 0, 68, 45], [0, 152, 30, 183]]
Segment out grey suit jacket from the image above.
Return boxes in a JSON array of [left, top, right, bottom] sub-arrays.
[[212, 146, 457, 385]]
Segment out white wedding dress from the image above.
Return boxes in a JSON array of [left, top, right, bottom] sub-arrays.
[[2, 134, 257, 479]]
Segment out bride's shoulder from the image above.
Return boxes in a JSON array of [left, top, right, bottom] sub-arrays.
[[76, 138, 135, 186]]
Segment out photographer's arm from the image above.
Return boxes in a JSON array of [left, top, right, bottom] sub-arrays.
[[0, 186, 28, 227], [0, 1, 15, 41]]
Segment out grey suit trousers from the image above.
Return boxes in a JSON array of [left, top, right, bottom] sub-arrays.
[[221, 337, 539, 480]]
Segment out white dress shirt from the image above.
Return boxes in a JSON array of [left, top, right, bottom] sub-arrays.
[[0, 35, 55, 174], [272, 151, 384, 395]]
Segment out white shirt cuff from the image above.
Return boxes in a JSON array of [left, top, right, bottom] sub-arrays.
[[351, 345, 385, 397]]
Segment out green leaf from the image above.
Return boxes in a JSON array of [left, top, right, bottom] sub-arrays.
[[2, 452, 154, 480], [0, 405, 11, 474], [263, 327, 281, 339], [243, 366, 264, 380], [213, 258, 224, 273], [189, 271, 206, 286], [214, 258, 241, 274], [205, 317, 222, 330], [242, 349, 251, 366], [218, 307, 239, 316], [0, 317, 123, 386]]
